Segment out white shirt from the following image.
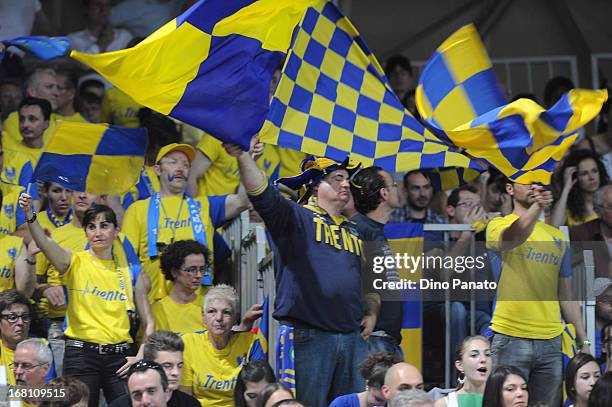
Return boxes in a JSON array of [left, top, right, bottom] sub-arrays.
[[68, 27, 133, 54]]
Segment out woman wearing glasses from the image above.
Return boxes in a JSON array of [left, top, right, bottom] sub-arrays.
[[151, 240, 211, 334], [19, 193, 134, 407], [179, 284, 265, 406]]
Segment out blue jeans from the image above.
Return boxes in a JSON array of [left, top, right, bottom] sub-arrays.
[[491, 333, 562, 407], [367, 335, 404, 361], [294, 328, 367, 407]]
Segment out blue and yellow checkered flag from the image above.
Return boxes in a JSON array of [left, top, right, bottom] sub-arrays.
[[31, 122, 147, 195], [260, 1, 483, 180], [416, 24, 607, 185], [72, 0, 319, 151]]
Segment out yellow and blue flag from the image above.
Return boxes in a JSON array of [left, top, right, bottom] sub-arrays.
[[260, 1, 483, 182], [276, 325, 296, 395], [31, 122, 147, 195], [416, 24, 607, 185], [251, 296, 269, 358], [71, 0, 318, 151], [0, 36, 70, 62], [384, 223, 424, 369]]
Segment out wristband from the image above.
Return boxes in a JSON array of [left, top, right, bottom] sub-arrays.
[[576, 339, 592, 348], [26, 211, 37, 224], [24, 258, 36, 265]]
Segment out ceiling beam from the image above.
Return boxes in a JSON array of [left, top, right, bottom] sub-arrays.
[[475, 0, 513, 40]]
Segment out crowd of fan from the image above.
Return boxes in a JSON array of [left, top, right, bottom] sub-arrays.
[[3, 1, 612, 407]]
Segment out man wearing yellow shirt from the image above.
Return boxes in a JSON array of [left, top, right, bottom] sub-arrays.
[[55, 70, 88, 123], [123, 143, 248, 339], [486, 180, 588, 407], [2, 68, 58, 151], [152, 240, 209, 334], [102, 86, 142, 128], [1, 97, 49, 197], [188, 134, 240, 197]]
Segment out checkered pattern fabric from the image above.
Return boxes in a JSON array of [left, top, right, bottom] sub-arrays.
[[260, 1, 482, 180]]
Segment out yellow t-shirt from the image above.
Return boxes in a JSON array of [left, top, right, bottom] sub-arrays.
[[0, 190, 24, 236], [122, 195, 224, 301], [180, 331, 257, 407], [37, 222, 86, 319], [1, 144, 42, 197], [0, 235, 23, 292], [102, 87, 142, 128], [196, 135, 240, 196], [57, 112, 87, 123], [486, 214, 569, 339], [61, 250, 134, 344], [0, 338, 50, 386], [151, 290, 207, 334], [1, 111, 57, 151]]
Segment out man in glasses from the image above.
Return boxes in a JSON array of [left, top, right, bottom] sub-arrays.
[[0, 289, 53, 386], [13, 338, 52, 388], [126, 360, 171, 407]]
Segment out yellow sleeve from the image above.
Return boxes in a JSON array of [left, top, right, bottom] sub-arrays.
[[485, 216, 513, 251], [197, 134, 221, 162], [179, 334, 194, 387], [60, 253, 80, 286]]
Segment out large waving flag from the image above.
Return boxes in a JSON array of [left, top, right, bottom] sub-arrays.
[[31, 122, 147, 195], [384, 223, 424, 370], [416, 25, 607, 184], [72, 0, 318, 151], [260, 1, 483, 182], [0, 36, 70, 62]]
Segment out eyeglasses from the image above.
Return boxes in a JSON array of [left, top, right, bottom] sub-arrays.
[[385, 182, 398, 189], [10, 362, 46, 372], [128, 360, 165, 376], [0, 313, 31, 323], [455, 201, 478, 208], [181, 266, 209, 275]]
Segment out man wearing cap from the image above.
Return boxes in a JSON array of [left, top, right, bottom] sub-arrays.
[[122, 143, 249, 340], [595, 278, 612, 358], [226, 144, 374, 407]]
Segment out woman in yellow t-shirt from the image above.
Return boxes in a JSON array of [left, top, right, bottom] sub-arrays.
[[551, 149, 608, 227], [19, 194, 134, 406], [151, 240, 211, 334], [179, 285, 265, 407]]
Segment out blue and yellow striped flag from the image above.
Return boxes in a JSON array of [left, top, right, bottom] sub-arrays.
[[31, 122, 147, 195], [253, 296, 269, 357], [71, 0, 318, 151], [260, 1, 483, 180], [416, 24, 607, 185], [384, 223, 424, 369]]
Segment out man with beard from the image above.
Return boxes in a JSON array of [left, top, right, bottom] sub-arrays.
[[486, 180, 588, 407], [389, 170, 446, 243]]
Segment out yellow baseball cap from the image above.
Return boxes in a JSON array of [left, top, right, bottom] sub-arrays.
[[155, 143, 196, 163]]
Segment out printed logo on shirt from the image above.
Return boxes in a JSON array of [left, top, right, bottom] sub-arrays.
[[553, 237, 563, 251], [0, 266, 12, 279], [70, 281, 128, 302], [3, 167, 16, 183], [3, 204, 14, 219], [162, 217, 192, 230], [195, 373, 238, 392], [523, 246, 561, 266], [7, 248, 17, 261], [313, 216, 363, 256]]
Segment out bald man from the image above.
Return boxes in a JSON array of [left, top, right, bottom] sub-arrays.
[[382, 363, 424, 401]]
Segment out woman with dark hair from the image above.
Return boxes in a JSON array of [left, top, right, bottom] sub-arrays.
[[551, 149, 609, 227], [565, 353, 600, 407], [19, 194, 135, 406], [588, 371, 612, 407], [234, 360, 276, 407], [482, 366, 528, 407], [257, 383, 294, 407], [329, 352, 400, 407], [435, 335, 491, 407]]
